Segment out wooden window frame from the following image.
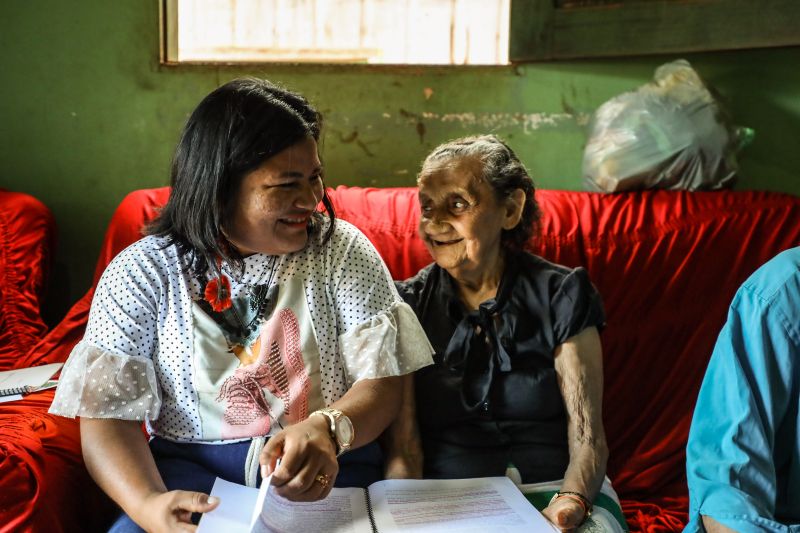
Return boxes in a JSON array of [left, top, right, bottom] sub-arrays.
[[160, 0, 178, 64], [510, 0, 800, 62]]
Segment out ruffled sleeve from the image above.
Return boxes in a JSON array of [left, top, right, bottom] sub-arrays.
[[550, 267, 605, 346], [327, 222, 433, 386], [49, 341, 161, 420], [48, 239, 164, 420], [338, 301, 433, 385]]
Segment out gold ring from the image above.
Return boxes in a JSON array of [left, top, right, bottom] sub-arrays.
[[314, 473, 331, 488]]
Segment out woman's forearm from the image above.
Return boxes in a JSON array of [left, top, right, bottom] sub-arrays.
[[554, 327, 608, 500], [561, 435, 608, 499], [380, 374, 423, 478], [329, 374, 403, 448], [80, 418, 165, 519]]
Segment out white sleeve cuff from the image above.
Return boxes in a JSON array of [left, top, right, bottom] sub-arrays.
[[49, 340, 161, 421], [338, 301, 433, 385]]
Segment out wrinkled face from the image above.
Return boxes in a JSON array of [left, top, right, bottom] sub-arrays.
[[417, 157, 517, 279], [226, 136, 324, 256]]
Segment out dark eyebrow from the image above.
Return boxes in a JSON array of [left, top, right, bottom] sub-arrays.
[[279, 166, 323, 179]]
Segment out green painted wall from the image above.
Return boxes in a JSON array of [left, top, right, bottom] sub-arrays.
[[2, 1, 800, 320]]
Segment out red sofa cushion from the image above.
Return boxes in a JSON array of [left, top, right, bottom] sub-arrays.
[[0, 189, 55, 370], [573, 191, 800, 531], [1, 189, 168, 533], [0, 190, 114, 533], [0, 391, 115, 533], [20, 188, 171, 371], [15, 185, 800, 532]]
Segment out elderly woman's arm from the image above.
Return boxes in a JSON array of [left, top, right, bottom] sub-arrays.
[[544, 326, 608, 531], [261, 375, 404, 500], [381, 373, 424, 479]]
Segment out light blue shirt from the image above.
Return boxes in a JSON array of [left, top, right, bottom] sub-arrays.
[[685, 247, 800, 533]]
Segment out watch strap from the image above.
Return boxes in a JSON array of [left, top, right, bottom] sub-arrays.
[[311, 408, 342, 455]]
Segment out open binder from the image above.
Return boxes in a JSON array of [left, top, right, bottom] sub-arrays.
[[199, 475, 557, 533], [0, 363, 62, 400]]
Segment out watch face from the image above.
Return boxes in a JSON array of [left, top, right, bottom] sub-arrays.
[[336, 415, 355, 446]]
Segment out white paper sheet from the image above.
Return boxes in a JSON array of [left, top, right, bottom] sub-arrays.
[[252, 484, 370, 533], [368, 477, 558, 533], [197, 477, 260, 533], [199, 477, 371, 533]]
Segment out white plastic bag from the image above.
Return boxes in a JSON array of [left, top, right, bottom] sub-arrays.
[[583, 60, 753, 192]]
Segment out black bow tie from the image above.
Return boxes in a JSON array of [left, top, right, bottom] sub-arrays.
[[442, 297, 513, 412]]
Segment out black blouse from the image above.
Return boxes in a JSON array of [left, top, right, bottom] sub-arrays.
[[396, 251, 605, 483]]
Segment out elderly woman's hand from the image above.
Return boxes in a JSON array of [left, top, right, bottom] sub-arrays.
[[260, 415, 339, 501], [542, 497, 587, 532]]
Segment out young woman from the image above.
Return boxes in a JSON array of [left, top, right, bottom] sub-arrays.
[[50, 78, 433, 532]]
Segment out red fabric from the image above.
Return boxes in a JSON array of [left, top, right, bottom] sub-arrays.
[[567, 191, 800, 530], [0, 189, 55, 370], [10, 185, 800, 532], [0, 391, 115, 533], [2, 189, 169, 532], [621, 497, 689, 533], [21, 188, 171, 370], [326, 186, 433, 277]]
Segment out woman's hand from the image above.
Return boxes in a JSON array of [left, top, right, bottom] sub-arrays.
[[260, 376, 403, 501], [136, 490, 219, 533], [260, 414, 339, 501], [542, 497, 587, 532]]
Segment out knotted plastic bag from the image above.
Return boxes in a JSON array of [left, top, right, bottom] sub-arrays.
[[583, 59, 753, 192]]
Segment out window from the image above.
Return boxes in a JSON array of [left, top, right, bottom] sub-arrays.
[[510, 0, 800, 61], [162, 0, 800, 66], [161, 0, 510, 65]]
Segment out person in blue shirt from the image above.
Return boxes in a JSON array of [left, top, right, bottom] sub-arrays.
[[685, 247, 800, 533]]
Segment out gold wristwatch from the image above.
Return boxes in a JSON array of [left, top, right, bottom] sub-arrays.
[[311, 408, 354, 456]]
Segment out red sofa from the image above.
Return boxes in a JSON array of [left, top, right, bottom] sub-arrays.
[[6, 185, 800, 532], [0, 189, 54, 367], [0, 190, 115, 533]]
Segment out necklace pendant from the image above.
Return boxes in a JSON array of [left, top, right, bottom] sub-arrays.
[[248, 291, 261, 311], [248, 284, 269, 313]]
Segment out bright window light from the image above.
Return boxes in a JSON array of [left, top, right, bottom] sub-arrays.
[[164, 0, 510, 65]]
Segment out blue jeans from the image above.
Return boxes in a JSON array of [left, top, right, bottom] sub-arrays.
[[108, 437, 383, 532]]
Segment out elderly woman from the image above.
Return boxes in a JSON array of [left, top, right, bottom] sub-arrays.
[[49, 78, 433, 532], [387, 135, 624, 531]]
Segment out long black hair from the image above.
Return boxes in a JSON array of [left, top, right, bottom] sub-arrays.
[[148, 78, 335, 277]]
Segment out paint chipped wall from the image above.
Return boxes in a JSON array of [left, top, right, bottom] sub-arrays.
[[3, 1, 800, 317], [313, 54, 800, 195]]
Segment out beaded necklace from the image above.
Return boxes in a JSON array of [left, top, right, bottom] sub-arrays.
[[199, 255, 278, 352]]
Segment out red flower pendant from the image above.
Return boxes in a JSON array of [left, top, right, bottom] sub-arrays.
[[204, 275, 232, 312]]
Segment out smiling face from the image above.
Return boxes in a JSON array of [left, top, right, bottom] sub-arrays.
[[225, 136, 324, 256], [417, 156, 523, 283]]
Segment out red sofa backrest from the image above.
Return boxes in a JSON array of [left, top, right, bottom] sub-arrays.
[[327, 186, 800, 530], [24, 185, 800, 531], [0, 189, 55, 370]]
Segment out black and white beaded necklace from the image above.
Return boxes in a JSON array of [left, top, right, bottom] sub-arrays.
[[199, 254, 278, 351]]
